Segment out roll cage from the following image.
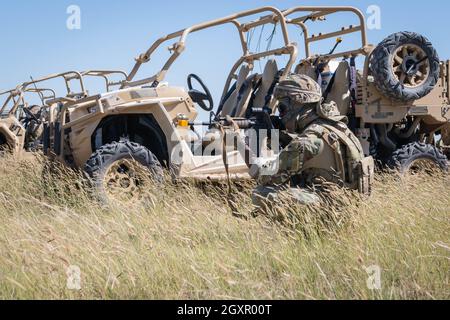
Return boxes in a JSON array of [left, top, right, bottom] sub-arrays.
[[0, 87, 56, 118], [1, 70, 128, 113], [19, 69, 127, 101], [282, 6, 373, 107], [123, 6, 298, 103], [284, 6, 369, 60], [245, 6, 369, 62], [244, 6, 373, 112], [79, 70, 128, 92]]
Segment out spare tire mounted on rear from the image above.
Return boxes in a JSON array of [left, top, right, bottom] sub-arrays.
[[370, 31, 440, 102]]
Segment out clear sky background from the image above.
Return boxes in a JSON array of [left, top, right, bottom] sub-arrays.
[[0, 0, 447, 120]]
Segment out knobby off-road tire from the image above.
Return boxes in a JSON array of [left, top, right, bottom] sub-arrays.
[[85, 140, 164, 206], [370, 32, 440, 102], [387, 142, 448, 174], [0, 134, 13, 157]]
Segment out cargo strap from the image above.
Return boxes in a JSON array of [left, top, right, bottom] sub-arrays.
[[264, 71, 282, 107], [220, 120, 247, 219], [322, 72, 337, 102], [322, 122, 364, 155], [231, 74, 261, 117], [349, 57, 358, 110]]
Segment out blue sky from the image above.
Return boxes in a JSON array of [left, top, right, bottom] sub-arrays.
[[0, 0, 447, 118]]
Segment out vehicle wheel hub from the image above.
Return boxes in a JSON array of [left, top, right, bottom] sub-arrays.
[[392, 44, 430, 88], [104, 159, 147, 204]]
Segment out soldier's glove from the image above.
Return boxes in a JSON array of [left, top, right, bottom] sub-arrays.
[[248, 158, 265, 179], [249, 156, 279, 180]]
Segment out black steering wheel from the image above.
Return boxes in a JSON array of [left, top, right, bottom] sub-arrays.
[[187, 74, 214, 112], [23, 106, 40, 123]]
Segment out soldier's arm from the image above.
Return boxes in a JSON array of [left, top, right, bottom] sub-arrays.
[[256, 132, 324, 186]]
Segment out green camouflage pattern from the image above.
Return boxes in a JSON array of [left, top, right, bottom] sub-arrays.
[[274, 74, 322, 104], [252, 185, 321, 212]]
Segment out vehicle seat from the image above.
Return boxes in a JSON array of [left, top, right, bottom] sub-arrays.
[[203, 63, 260, 154], [231, 59, 280, 117], [295, 61, 318, 80], [202, 64, 250, 153], [252, 59, 279, 108], [232, 73, 260, 117], [203, 61, 279, 153], [202, 65, 250, 154], [220, 65, 251, 117], [295, 60, 351, 116], [324, 61, 351, 116]]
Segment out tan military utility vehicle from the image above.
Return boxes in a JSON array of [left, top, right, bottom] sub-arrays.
[[270, 6, 449, 173], [35, 5, 448, 205], [0, 70, 128, 157], [0, 85, 57, 155], [40, 7, 299, 204]]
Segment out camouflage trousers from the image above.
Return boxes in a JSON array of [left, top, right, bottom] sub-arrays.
[[252, 185, 320, 214]]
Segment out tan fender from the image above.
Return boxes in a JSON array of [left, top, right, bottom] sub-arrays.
[[0, 122, 21, 153]]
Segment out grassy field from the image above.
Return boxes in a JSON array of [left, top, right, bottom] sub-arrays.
[[0, 155, 448, 300]]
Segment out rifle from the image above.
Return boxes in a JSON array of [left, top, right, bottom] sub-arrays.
[[189, 106, 277, 132]]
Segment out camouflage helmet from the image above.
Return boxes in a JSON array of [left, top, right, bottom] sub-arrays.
[[274, 74, 322, 105]]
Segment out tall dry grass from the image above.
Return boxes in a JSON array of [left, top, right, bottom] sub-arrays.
[[0, 154, 448, 300]]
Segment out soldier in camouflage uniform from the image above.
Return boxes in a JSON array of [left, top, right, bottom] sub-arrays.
[[23, 105, 44, 151], [246, 74, 375, 211]]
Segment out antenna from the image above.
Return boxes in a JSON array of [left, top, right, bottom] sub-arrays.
[[30, 76, 45, 106], [266, 22, 277, 52]]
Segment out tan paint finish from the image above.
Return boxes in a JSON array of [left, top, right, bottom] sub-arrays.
[[0, 117, 25, 153], [356, 73, 449, 125], [5, 5, 448, 181], [286, 8, 449, 129], [64, 84, 251, 178], [39, 7, 300, 181]]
